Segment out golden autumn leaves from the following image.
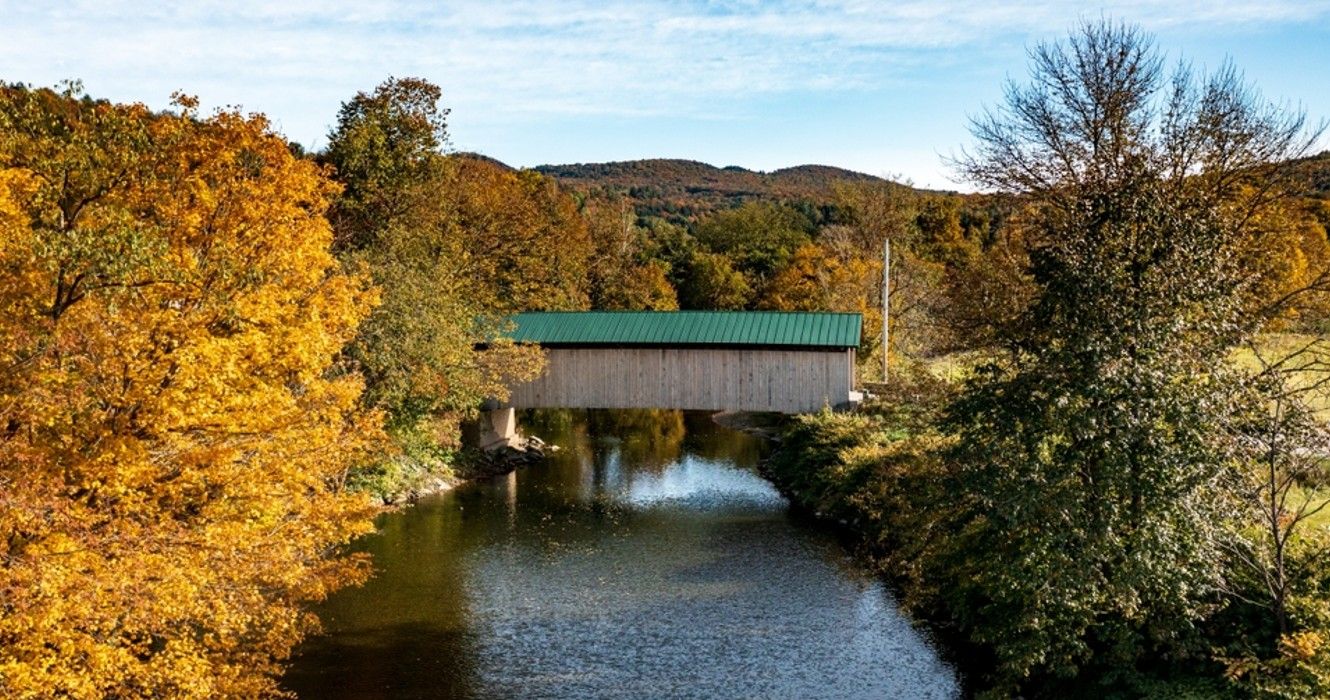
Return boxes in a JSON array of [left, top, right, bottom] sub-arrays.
[[0, 87, 382, 697]]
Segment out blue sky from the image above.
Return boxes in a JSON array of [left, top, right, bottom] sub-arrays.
[[2, 1, 1328, 190]]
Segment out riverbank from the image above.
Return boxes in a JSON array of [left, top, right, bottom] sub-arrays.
[[758, 393, 1257, 698], [358, 433, 551, 505]]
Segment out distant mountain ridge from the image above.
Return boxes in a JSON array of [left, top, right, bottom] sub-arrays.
[[523, 158, 898, 224], [457, 153, 1330, 226], [533, 158, 886, 198]]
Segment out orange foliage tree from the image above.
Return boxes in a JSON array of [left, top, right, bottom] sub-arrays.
[[0, 85, 382, 697], [759, 241, 877, 313], [433, 156, 592, 313]]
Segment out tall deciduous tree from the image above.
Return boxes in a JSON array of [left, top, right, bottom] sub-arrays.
[[433, 157, 591, 313], [0, 85, 381, 697], [684, 251, 753, 310], [583, 194, 678, 310], [325, 77, 448, 250], [940, 22, 1319, 693]]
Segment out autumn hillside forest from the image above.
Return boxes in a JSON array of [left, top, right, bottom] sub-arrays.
[[5, 18, 1330, 699]]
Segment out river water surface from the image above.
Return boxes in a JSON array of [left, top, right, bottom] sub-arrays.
[[284, 409, 959, 699]]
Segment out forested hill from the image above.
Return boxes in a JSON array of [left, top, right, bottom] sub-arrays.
[[1294, 150, 1330, 198], [533, 159, 883, 194], [530, 158, 901, 223], [529, 150, 1330, 206]]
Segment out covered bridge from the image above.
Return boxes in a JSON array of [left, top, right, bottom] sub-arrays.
[[500, 310, 863, 414]]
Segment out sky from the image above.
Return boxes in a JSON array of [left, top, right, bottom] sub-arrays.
[[2, 1, 1329, 190]]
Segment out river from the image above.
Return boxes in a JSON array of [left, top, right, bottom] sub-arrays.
[[283, 409, 959, 699]]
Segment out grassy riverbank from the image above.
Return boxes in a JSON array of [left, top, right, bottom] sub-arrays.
[[762, 381, 1242, 698], [347, 426, 462, 503]]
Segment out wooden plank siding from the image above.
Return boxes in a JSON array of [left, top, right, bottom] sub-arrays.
[[506, 347, 856, 413]]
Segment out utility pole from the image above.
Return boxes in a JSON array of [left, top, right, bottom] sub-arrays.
[[882, 238, 890, 382]]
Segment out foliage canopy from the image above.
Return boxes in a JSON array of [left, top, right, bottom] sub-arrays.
[[0, 84, 381, 698]]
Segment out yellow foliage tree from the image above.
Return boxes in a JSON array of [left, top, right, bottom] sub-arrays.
[[759, 241, 876, 313], [582, 195, 678, 310], [1240, 193, 1330, 327], [0, 85, 381, 698]]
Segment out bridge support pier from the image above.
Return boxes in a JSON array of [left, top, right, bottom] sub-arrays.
[[479, 406, 520, 451]]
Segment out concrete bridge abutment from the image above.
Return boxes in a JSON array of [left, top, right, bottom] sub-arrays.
[[478, 405, 520, 450]]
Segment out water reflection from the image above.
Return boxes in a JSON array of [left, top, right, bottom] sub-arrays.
[[284, 409, 958, 699]]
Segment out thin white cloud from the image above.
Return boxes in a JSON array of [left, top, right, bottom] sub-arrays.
[[1, 0, 1326, 161]]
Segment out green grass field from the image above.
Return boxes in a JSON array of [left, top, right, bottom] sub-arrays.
[[917, 333, 1330, 407], [1232, 333, 1330, 416], [913, 334, 1330, 538]]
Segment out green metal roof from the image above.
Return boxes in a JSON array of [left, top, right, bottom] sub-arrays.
[[501, 311, 862, 349]]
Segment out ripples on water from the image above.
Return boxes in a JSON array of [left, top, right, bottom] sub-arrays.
[[284, 409, 959, 699]]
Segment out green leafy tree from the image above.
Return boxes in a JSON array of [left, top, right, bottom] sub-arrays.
[[642, 218, 698, 297], [939, 21, 1319, 694], [684, 250, 753, 310], [323, 80, 594, 495], [693, 201, 811, 297], [325, 77, 448, 250], [344, 194, 543, 436]]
